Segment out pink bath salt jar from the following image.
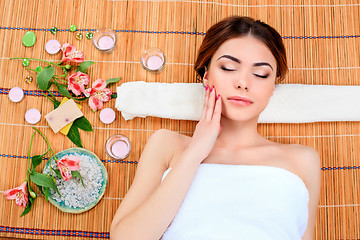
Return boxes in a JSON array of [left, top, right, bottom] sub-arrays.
[[105, 134, 132, 160]]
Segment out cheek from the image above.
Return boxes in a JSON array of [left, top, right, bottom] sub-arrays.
[[206, 71, 223, 90]]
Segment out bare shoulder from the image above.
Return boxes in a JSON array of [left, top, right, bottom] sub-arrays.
[[284, 143, 321, 187], [286, 144, 321, 167], [148, 129, 190, 168]]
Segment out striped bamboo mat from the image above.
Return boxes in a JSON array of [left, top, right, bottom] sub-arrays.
[[0, 0, 359, 239]]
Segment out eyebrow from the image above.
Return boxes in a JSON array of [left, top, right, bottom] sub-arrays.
[[254, 62, 273, 71], [217, 55, 274, 71], [217, 55, 240, 63]]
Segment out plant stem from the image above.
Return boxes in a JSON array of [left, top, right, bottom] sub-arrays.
[[53, 77, 68, 83], [32, 127, 58, 161], [41, 92, 54, 103], [59, 66, 67, 76], [26, 131, 36, 183], [25, 67, 37, 73], [10, 57, 60, 66]]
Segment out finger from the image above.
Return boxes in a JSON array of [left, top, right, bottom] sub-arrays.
[[212, 94, 222, 124], [204, 85, 216, 120], [200, 85, 209, 121]]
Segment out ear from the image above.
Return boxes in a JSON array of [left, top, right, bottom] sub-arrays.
[[203, 67, 209, 86], [271, 83, 276, 96]]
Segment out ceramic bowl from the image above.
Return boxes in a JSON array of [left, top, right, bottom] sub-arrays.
[[42, 147, 108, 213]]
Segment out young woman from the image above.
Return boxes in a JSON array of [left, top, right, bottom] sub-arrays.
[[110, 16, 321, 240]]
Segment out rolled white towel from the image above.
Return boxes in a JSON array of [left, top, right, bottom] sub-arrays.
[[115, 81, 205, 121], [115, 81, 360, 123]]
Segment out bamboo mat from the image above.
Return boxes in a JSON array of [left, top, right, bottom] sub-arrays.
[[0, 0, 359, 239]]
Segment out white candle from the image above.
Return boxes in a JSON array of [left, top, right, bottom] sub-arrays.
[[111, 140, 129, 158], [99, 108, 116, 124], [98, 36, 115, 50], [25, 108, 41, 124], [146, 55, 164, 70]]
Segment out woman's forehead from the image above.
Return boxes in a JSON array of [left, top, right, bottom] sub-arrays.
[[213, 36, 276, 64]]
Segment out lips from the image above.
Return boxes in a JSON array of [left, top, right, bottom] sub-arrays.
[[227, 96, 253, 106]]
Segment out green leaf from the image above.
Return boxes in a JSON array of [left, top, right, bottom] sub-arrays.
[[67, 125, 83, 147], [44, 187, 50, 201], [56, 84, 72, 99], [52, 168, 62, 179], [30, 172, 60, 195], [74, 96, 89, 101], [37, 65, 55, 90], [31, 155, 44, 170], [35, 184, 44, 194], [77, 61, 95, 73], [43, 91, 61, 109], [20, 196, 35, 217], [54, 100, 61, 109], [72, 170, 85, 188], [105, 77, 121, 87], [73, 116, 93, 132]]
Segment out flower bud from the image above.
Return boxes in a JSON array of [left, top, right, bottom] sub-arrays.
[[65, 64, 72, 70], [29, 191, 37, 198]]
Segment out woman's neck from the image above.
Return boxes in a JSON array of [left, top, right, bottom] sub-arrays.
[[216, 117, 265, 151]]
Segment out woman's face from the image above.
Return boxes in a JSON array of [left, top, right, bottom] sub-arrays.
[[203, 35, 278, 121]]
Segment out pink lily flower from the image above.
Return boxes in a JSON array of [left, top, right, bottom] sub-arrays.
[[84, 79, 112, 111], [67, 72, 90, 96], [3, 181, 28, 207], [61, 43, 84, 63], [57, 156, 80, 181]]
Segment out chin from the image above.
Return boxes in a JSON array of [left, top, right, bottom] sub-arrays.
[[222, 104, 265, 122]]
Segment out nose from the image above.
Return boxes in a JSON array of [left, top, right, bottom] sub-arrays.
[[234, 71, 250, 91]]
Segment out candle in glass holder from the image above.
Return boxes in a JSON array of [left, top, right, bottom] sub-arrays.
[[146, 55, 164, 70], [92, 28, 117, 53], [98, 36, 115, 50], [105, 134, 131, 160], [140, 48, 166, 72], [111, 140, 128, 158]]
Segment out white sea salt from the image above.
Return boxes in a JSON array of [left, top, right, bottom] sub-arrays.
[[43, 153, 104, 209]]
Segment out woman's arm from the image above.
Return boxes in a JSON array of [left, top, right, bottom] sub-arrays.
[[110, 129, 202, 240], [110, 85, 222, 240], [300, 146, 321, 240]]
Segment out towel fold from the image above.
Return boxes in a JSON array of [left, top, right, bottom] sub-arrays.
[[115, 81, 360, 123]]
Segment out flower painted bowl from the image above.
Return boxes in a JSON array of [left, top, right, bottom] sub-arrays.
[[42, 147, 108, 213]]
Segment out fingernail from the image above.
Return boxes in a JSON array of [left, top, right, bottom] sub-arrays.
[[210, 86, 214, 92], [205, 85, 209, 91], [217, 94, 220, 100]]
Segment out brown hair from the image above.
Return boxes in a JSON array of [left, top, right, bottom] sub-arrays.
[[194, 16, 288, 83]]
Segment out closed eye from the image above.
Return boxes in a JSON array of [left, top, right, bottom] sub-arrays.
[[254, 74, 269, 79], [221, 66, 236, 71]]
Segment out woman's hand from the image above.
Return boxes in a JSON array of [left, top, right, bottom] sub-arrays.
[[186, 85, 222, 162]]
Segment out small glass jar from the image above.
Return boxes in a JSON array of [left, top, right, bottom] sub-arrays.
[[105, 134, 132, 160], [92, 28, 117, 53], [140, 47, 166, 73]]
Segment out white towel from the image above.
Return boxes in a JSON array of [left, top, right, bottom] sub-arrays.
[[115, 81, 360, 123], [116, 81, 205, 121], [160, 164, 309, 240]]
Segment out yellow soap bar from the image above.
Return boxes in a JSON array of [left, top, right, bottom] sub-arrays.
[[59, 98, 82, 135], [45, 99, 83, 133]]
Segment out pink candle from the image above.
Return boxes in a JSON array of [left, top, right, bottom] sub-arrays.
[[111, 140, 129, 158], [98, 36, 115, 50], [146, 55, 164, 70]]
